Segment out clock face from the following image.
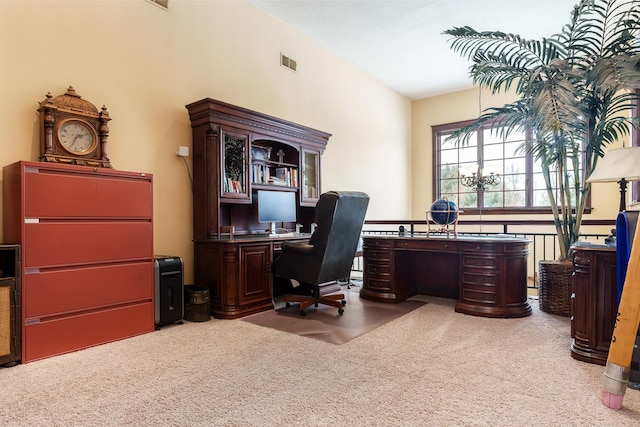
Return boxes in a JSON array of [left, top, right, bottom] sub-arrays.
[[57, 120, 96, 154]]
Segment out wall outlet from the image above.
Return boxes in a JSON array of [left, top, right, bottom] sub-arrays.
[[176, 146, 189, 157]]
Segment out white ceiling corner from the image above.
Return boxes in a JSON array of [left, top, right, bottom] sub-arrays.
[[250, 0, 581, 100]]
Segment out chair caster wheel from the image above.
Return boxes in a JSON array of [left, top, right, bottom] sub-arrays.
[[341, 300, 347, 306], [285, 302, 291, 308], [300, 310, 307, 316], [338, 308, 344, 315]]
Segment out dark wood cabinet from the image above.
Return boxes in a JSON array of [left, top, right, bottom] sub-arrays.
[[571, 245, 617, 365], [0, 245, 21, 366], [195, 238, 286, 319], [3, 161, 154, 363], [186, 98, 330, 240], [362, 236, 531, 318], [186, 98, 331, 318]]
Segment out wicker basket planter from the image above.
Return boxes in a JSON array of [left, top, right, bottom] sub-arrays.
[[538, 259, 573, 316]]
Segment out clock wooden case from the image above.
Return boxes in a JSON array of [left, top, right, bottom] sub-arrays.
[[38, 86, 112, 168]]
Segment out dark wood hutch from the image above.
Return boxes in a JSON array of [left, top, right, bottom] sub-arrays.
[[185, 98, 330, 319]]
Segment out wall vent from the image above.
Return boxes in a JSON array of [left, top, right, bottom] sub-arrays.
[[147, 0, 169, 9], [280, 53, 297, 72]]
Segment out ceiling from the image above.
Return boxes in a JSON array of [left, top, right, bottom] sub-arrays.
[[251, 0, 579, 100]]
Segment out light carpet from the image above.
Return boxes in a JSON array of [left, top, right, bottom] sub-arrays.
[[0, 295, 639, 426], [241, 289, 426, 344]]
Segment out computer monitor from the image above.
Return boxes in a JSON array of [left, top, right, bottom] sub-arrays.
[[257, 190, 297, 236]]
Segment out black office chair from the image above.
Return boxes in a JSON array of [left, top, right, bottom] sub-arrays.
[[274, 191, 369, 316]]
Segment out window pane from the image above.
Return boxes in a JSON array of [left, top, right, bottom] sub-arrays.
[[533, 189, 551, 206], [458, 144, 477, 163], [484, 142, 504, 161], [440, 178, 459, 195], [440, 148, 459, 166], [502, 173, 525, 192], [504, 190, 526, 207], [458, 191, 477, 208], [484, 191, 503, 207]]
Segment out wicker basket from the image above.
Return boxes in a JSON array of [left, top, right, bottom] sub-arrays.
[[538, 260, 573, 317]]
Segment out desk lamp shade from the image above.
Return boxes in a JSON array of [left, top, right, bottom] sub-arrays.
[[587, 147, 640, 212]]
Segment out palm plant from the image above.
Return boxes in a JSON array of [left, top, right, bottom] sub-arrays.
[[444, 0, 640, 260]]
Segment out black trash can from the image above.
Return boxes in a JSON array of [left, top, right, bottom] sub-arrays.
[[184, 285, 210, 322]]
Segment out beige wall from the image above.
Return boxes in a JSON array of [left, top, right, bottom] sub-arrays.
[[412, 87, 621, 228], [0, 0, 412, 282]]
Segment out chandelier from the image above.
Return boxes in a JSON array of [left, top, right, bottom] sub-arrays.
[[459, 168, 501, 191]]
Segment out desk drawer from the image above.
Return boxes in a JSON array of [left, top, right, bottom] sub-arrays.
[[364, 239, 394, 248], [366, 279, 393, 293], [366, 263, 392, 277], [366, 250, 392, 262], [463, 256, 498, 269], [462, 271, 498, 287], [462, 242, 498, 253], [396, 239, 459, 251], [461, 288, 497, 304]]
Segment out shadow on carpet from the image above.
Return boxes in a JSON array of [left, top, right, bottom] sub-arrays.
[[241, 288, 426, 344]]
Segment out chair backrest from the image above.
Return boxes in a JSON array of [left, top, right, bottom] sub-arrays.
[[311, 191, 369, 284]]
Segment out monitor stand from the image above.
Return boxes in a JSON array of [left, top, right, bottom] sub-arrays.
[[269, 222, 278, 238]]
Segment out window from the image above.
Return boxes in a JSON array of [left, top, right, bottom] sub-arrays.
[[433, 120, 588, 214]]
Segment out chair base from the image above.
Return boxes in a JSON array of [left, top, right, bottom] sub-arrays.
[[284, 293, 346, 316]]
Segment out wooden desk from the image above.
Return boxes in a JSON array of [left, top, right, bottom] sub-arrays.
[[195, 234, 325, 319], [361, 235, 531, 318]]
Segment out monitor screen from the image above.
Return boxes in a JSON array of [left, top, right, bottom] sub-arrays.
[[257, 190, 297, 224]]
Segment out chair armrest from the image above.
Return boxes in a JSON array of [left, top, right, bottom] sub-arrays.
[[281, 241, 315, 255]]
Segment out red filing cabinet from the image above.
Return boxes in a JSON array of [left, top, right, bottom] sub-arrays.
[[3, 161, 154, 363]]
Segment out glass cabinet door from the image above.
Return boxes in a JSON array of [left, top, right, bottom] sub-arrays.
[[301, 148, 320, 206], [221, 130, 250, 202]]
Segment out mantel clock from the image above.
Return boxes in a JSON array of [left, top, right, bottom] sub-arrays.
[[38, 86, 112, 168]]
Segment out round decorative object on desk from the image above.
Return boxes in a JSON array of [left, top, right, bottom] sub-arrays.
[[426, 198, 460, 237], [429, 198, 458, 225]]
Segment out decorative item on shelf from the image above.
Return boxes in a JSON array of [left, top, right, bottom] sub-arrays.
[[37, 86, 112, 168], [426, 198, 460, 238], [251, 145, 272, 161]]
